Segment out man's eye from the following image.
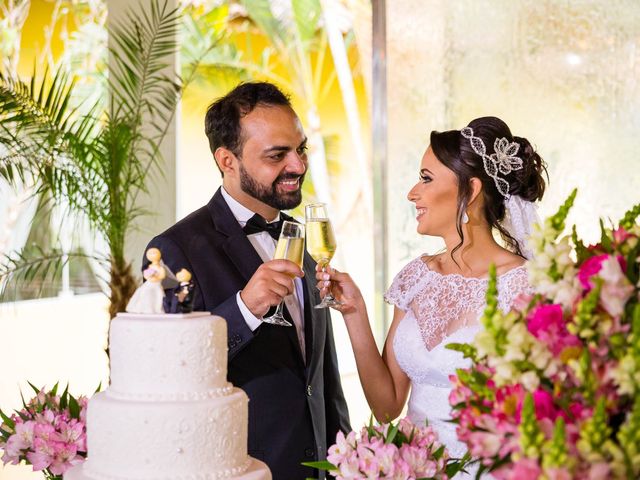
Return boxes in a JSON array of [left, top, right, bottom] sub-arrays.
[[297, 146, 308, 155], [270, 153, 285, 161]]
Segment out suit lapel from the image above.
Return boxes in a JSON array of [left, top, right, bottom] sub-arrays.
[[210, 190, 306, 367], [209, 189, 264, 282], [303, 252, 325, 374]]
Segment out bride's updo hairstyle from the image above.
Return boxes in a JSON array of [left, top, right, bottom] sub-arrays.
[[430, 116, 547, 258]]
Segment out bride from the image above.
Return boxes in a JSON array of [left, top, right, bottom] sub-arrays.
[[317, 116, 547, 476]]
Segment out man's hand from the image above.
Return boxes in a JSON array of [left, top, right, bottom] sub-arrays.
[[240, 260, 304, 318]]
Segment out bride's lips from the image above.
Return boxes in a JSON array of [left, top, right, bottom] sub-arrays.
[[416, 207, 426, 220]]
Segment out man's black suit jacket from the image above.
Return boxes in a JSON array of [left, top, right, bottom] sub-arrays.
[[145, 188, 351, 479]]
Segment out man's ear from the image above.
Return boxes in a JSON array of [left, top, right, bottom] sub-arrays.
[[468, 177, 483, 205], [214, 147, 237, 176]]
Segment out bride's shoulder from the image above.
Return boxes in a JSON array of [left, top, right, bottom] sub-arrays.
[[496, 255, 532, 300], [384, 254, 432, 308], [397, 254, 433, 276]]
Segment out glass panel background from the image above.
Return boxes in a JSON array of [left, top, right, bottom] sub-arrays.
[[385, 0, 640, 294]]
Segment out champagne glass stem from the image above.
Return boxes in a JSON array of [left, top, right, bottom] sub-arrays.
[[315, 262, 342, 309]]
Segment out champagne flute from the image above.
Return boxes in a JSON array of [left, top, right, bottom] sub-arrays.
[[262, 220, 305, 326], [305, 203, 342, 309]]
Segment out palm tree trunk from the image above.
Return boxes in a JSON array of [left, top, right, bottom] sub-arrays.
[[108, 257, 137, 319]]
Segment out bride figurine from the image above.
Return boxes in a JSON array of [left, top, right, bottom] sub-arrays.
[[126, 248, 169, 314], [316, 117, 548, 478]]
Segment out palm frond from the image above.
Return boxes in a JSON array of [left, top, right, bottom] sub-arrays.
[[292, 0, 322, 45], [108, 0, 181, 134], [0, 245, 109, 301], [239, 0, 288, 51]]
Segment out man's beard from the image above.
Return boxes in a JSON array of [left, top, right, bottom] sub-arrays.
[[239, 162, 304, 210]]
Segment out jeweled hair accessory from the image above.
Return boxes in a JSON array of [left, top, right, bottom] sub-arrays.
[[460, 126, 523, 198], [460, 125, 540, 259]]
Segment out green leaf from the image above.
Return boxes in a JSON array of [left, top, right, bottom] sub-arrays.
[[26, 381, 41, 395], [68, 394, 81, 420], [301, 460, 336, 471], [385, 422, 399, 444], [620, 203, 640, 230], [60, 384, 70, 410], [94, 382, 103, 393], [550, 188, 577, 233], [445, 342, 478, 361], [0, 408, 15, 430], [51, 382, 59, 396], [599, 219, 612, 251], [432, 444, 446, 460], [572, 225, 589, 263]]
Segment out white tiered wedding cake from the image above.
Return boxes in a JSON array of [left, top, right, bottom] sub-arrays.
[[65, 312, 271, 480]]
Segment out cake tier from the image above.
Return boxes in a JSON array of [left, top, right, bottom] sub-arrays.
[[64, 458, 272, 480], [109, 312, 230, 400], [80, 389, 249, 479]]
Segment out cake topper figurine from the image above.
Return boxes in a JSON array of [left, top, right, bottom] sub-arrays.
[[126, 248, 177, 314], [163, 268, 195, 313]]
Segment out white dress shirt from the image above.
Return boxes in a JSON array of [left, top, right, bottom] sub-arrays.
[[220, 187, 306, 360]]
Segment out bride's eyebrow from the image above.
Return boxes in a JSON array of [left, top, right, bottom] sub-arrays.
[[420, 168, 434, 176]]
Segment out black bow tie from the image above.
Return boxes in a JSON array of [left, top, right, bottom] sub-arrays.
[[243, 214, 284, 240]]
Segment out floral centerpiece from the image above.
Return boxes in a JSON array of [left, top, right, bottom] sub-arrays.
[[0, 383, 90, 480], [447, 190, 640, 479], [304, 416, 466, 479]]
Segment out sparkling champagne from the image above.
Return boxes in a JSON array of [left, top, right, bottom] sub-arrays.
[[305, 219, 337, 265], [274, 236, 305, 269]]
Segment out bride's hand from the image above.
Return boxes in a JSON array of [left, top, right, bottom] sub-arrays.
[[316, 266, 364, 314]]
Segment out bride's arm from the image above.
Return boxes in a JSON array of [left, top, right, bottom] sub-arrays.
[[318, 268, 410, 422]]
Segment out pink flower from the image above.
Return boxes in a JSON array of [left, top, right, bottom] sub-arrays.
[[53, 419, 86, 452], [494, 384, 525, 421], [598, 256, 634, 317], [578, 254, 608, 290], [512, 293, 534, 313], [509, 458, 542, 479], [527, 304, 564, 338], [586, 462, 611, 480], [467, 431, 502, 457], [375, 443, 399, 476], [25, 437, 55, 471], [390, 458, 412, 480], [327, 430, 356, 466], [356, 438, 382, 478], [336, 450, 360, 479], [48, 442, 82, 475], [533, 389, 557, 421], [399, 444, 428, 475], [527, 304, 580, 357], [612, 227, 634, 245], [545, 467, 572, 480], [449, 382, 473, 406], [1, 435, 25, 465]]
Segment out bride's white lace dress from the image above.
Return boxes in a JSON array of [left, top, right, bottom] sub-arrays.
[[384, 255, 531, 476]]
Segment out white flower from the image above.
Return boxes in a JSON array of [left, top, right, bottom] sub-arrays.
[[520, 371, 540, 392], [530, 342, 552, 370], [474, 331, 496, 358], [493, 360, 518, 387]]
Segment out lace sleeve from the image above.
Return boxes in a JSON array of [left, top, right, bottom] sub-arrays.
[[384, 257, 428, 311], [497, 266, 533, 313]]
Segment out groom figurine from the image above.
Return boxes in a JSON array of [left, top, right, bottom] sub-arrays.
[[144, 82, 350, 478]]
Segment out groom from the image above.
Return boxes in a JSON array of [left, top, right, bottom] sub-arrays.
[[144, 82, 350, 478]]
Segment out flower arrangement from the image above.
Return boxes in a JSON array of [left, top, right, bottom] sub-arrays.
[[0, 383, 91, 480], [304, 416, 466, 479], [447, 190, 640, 479]]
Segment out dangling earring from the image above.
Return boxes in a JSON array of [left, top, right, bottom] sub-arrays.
[[462, 211, 469, 224]]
